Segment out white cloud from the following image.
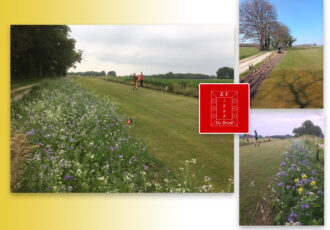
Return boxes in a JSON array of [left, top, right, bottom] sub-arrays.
[[68, 25, 234, 75]]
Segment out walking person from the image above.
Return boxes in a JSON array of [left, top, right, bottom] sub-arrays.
[[133, 73, 139, 91], [140, 72, 144, 87], [254, 130, 259, 147]]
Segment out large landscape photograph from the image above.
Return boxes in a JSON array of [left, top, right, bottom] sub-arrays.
[[11, 25, 234, 193]]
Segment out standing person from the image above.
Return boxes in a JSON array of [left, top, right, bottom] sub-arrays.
[[246, 134, 249, 142], [268, 136, 271, 142], [254, 130, 259, 147], [133, 73, 139, 91], [140, 72, 144, 87]]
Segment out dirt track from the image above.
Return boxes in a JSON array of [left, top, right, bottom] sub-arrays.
[[11, 83, 39, 102], [240, 51, 286, 99]]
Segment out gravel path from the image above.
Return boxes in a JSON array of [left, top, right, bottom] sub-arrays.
[[239, 51, 275, 74]]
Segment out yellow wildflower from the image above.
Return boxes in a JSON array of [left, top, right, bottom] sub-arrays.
[[301, 174, 307, 179], [298, 187, 303, 195], [311, 181, 316, 186], [294, 178, 299, 183]]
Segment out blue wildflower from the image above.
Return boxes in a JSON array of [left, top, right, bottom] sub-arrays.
[[301, 204, 309, 210]]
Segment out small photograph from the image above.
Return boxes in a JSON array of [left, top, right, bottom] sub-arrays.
[[240, 110, 324, 225], [239, 0, 323, 108], [10, 25, 234, 193]]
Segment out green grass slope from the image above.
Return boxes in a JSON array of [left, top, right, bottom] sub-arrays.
[[239, 139, 290, 225], [239, 47, 263, 60], [74, 77, 234, 192]]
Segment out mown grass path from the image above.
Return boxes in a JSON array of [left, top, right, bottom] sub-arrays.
[[75, 77, 233, 192], [252, 47, 323, 108], [239, 47, 265, 60], [240, 139, 291, 225]]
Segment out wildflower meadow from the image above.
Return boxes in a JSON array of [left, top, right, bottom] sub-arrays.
[[11, 79, 216, 193], [272, 139, 324, 225]]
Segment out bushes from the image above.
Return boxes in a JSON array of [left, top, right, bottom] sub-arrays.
[[272, 140, 324, 225], [11, 78, 214, 193]]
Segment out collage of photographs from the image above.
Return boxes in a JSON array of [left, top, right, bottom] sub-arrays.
[[8, 0, 324, 228]]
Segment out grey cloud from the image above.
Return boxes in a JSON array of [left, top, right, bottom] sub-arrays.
[[69, 25, 233, 75]]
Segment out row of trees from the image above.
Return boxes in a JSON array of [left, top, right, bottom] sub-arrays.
[[68, 71, 117, 77], [71, 67, 234, 80], [239, 120, 323, 139], [240, 0, 296, 50], [11, 25, 82, 79], [293, 120, 324, 138]]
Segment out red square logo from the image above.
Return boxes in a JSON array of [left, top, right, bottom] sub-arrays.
[[199, 83, 249, 134]]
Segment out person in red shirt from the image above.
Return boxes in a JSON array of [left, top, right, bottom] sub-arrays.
[[140, 72, 144, 87], [133, 73, 139, 90]]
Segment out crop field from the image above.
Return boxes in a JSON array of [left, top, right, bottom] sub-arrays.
[[239, 47, 264, 60], [74, 77, 234, 192], [252, 47, 323, 108], [102, 76, 233, 97], [11, 79, 218, 193], [240, 137, 324, 225]]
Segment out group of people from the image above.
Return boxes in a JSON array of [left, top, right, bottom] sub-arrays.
[[245, 130, 259, 147], [133, 72, 144, 90]]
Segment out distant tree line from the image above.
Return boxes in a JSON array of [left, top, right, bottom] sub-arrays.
[[240, 0, 296, 50], [69, 67, 234, 80], [68, 71, 106, 76], [293, 120, 324, 138], [239, 134, 293, 139], [100, 67, 234, 80], [239, 120, 323, 139], [269, 134, 293, 139], [11, 25, 82, 80], [68, 70, 117, 77]]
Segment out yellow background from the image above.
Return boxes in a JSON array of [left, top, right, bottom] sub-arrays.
[[0, 0, 235, 229]]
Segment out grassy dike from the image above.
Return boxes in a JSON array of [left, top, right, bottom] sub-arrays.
[[74, 77, 234, 192]]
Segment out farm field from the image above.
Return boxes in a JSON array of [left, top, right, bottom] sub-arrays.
[[239, 47, 264, 60], [251, 47, 323, 108], [74, 77, 234, 192], [240, 137, 324, 225], [101, 76, 233, 97], [240, 138, 290, 225]]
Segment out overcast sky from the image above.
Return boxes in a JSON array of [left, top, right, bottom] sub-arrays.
[[250, 110, 324, 136], [68, 25, 234, 75]]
